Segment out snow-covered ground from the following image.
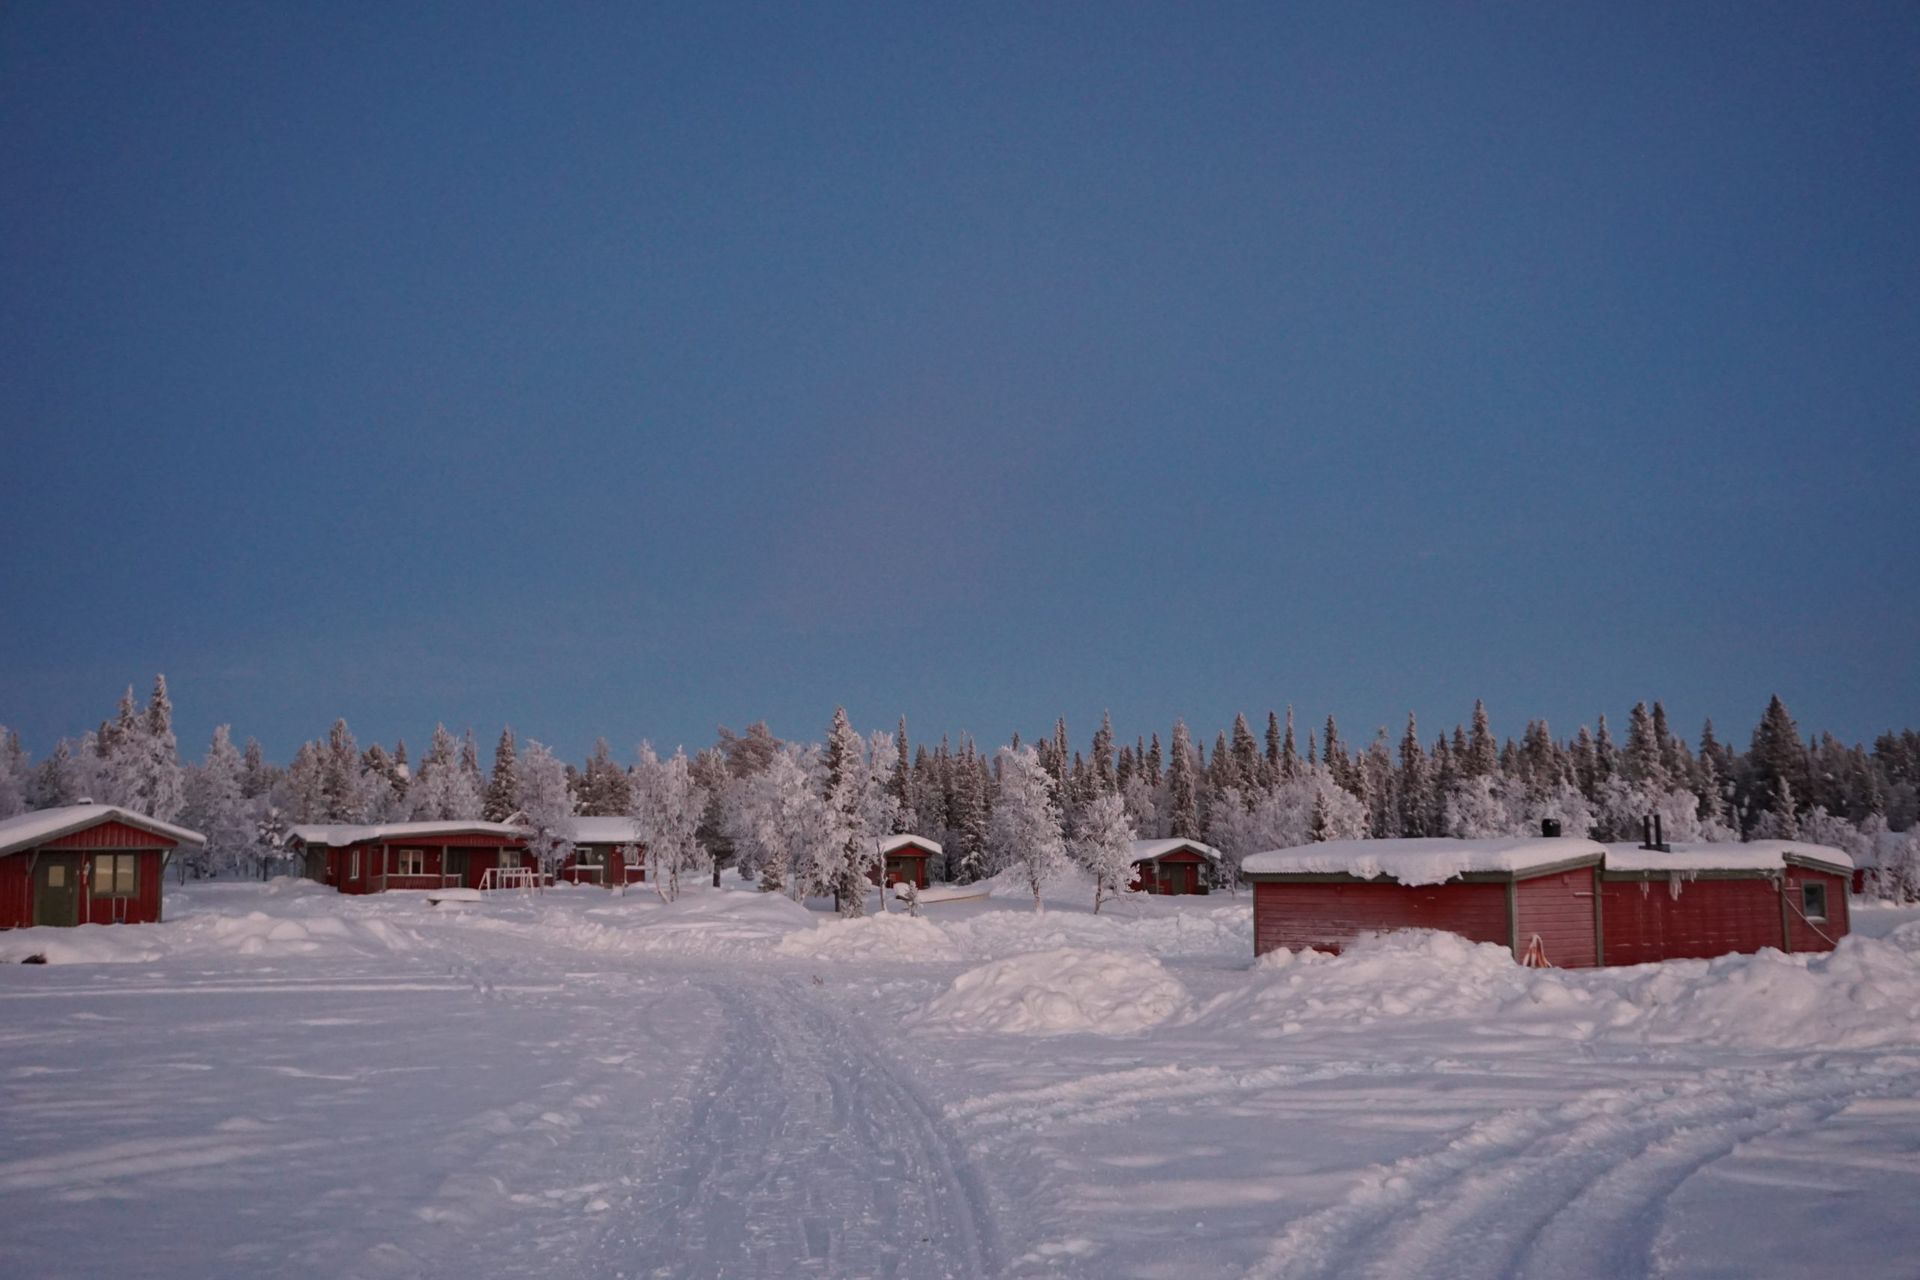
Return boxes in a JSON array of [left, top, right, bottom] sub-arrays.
[[4, 878, 1920, 1279]]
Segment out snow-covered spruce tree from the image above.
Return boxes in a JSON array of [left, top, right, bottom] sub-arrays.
[[632, 744, 709, 902], [32, 740, 78, 809], [412, 724, 483, 820], [888, 718, 913, 834], [359, 744, 404, 822], [318, 719, 374, 822], [1623, 701, 1667, 791], [276, 742, 329, 822], [110, 675, 185, 822], [518, 741, 577, 875], [579, 738, 632, 817], [1165, 722, 1199, 839], [1091, 712, 1117, 795], [252, 805, 289, 879], [990, 745, 1067, 911], [240, 737, 274, 800], [783, 743, 847, 899], [184, 726, 252, 877], [1073, 790, 1137, 913], [823, 708, 875, 917], [865, 729, 905, 908], [483, 728, 520, 822], [0, 728, 28, 819]]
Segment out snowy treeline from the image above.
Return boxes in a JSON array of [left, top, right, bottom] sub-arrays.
[[6, 684, 1919, 899]]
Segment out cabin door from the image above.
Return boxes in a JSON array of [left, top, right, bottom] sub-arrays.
[[33, 854, 82, 926]]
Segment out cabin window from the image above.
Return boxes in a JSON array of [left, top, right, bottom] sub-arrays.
[[621, 845, 642, 867], [349, 850, 361, 880], [92, 853, 138, 898], [394, 848, 427, 876], [576, 847, 605, 867], [1801, 881, 1828, 922]]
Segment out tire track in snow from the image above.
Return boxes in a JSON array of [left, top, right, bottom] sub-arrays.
[[609, 976, 1003, 1280], [1252, 1063, 1920, 1280]]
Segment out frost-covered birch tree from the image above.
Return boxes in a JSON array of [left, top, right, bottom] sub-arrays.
[[1072, 790, 1136, 914], [633, 743, 709, 902], [990, 745, 1066, 911], [518, 741, 576, 876]]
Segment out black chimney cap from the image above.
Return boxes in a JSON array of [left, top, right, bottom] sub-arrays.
[[1541, 818, 1562, 838]]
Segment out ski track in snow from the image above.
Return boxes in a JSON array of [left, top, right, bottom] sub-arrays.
[[1250, 1062, 1920, 1280], [601, 976, 1003, 1280]]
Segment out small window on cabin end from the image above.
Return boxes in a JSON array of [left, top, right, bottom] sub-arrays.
[[92, 853, 137, 898], [1801, 881, 1828, 922]]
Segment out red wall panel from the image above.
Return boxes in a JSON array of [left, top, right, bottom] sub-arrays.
[[1783, 868, 1848, 953], [0, 856, 31, 928], [1514, 867, 1600, 968], [1600, 876, 1784, 965], [41, 820, 179, 851], [1253, 880, 1510, 957]]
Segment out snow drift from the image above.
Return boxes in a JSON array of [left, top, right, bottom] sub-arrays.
[[1204, 925, 1920, 1050], [919, 947, 1188, 1035]]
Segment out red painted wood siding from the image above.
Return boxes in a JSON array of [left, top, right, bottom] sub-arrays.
[[1253, 880, 1509, 956], [1784, 868, 1849, 953], [41, 820, 179, 851], [0, 856, 30, 928], [79, 850, 164, 924], [1599, 876, 1785, 965], [1513, 867, 1599, 968], [1133, 851, 1211, 895]]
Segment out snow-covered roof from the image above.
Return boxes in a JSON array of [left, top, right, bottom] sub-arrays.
[[572, 816, 644, 845], [287, 820, 527, 846], [0, 804, 207, 856], [880, 833, 943, 856], [1603, 840, 1854, 874], [1130, 838, 1222, 865], [1242, 837, 1605, 886]]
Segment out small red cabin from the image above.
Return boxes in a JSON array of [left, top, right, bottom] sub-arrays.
[[289, 821, 531, 894], [1130, 839, 1222, 895], [1599, 841, 1852, 964], [559, 817, 647, 886], [1243, 837, 1608, 966], [871, 835, 941, 889], [0, 804, 205, 928]]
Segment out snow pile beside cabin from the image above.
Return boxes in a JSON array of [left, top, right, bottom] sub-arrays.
[[0, 880, 420, 964], [1241, 836, 1607, 884], [920, 947, 1188, 1035], [1210, 924, 1920, 1050]]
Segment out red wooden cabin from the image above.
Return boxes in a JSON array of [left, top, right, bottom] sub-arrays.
[[1130, 839, 1223, 895], [289, 822, 531, 894], [0, 803, 205, 928], [559, 817, 647, 886], [1242, 837, 1608, 966], [1599, 842, 1852, 964], [870, 835, 941, 889]]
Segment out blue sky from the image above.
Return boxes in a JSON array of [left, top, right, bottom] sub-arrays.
[[3, 3, 1916, 762]]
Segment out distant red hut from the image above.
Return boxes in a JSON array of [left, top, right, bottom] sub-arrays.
[[1242, 837, 1607, 967], [1130, 839, 1222, 895], [1599, 841, 1852, 964], [288, 822, 530, 894], [871, 835, 941, 889], [559, 817, 647, 886], [0, 803, 205, 928]]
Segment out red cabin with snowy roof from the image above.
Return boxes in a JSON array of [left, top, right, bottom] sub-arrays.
[[288, 822, 531, 894], [1243, 835, 1855, 967], [869, 835, 941, 889], [558, 817, 647, 886], [0, 804, 205, 928], [1129, 839, 1222, 895]]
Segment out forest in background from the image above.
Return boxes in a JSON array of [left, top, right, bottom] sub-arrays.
[[5, 680, 1918, 910]]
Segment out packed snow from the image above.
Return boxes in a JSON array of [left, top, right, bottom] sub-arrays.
[[920, 948, 1189, 1035], [1603, 838, 1854, 872], [1242, 835, 1607, 884], [3, 878, 1920, 1279]]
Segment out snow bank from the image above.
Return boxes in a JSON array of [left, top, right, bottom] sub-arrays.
[[775, 913, 964, 963], [944, 902, 1252, 962], [1204, 927, 1920, 1051], [0, 907, 420, 965], [919, 948, 1188, 1035]]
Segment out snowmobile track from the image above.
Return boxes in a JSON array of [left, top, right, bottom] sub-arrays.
[[619, 975, 1004, 1280], [1254, 1062, 1920, 1280]]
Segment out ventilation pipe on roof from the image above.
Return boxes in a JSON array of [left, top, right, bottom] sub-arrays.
[[1541, 818, 1562, 838], [1640, 814, 1670, 852]]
